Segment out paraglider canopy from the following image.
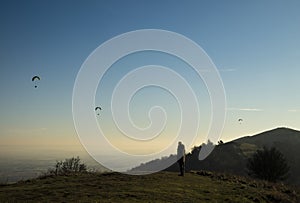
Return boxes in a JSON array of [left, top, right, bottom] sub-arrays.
[[32, 76, 40, 81], [238, 118, 243, 124], [95, 107, 102, 111], [32, 75, 41, 88]]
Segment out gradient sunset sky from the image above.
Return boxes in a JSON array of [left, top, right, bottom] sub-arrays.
[[1, 0, 300, 156]]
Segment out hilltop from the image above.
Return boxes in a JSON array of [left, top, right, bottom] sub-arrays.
[[0, 171, 299, 202], [131, 127, 300, 186]]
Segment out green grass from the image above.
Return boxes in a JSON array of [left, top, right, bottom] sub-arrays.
[[0, 171, 299, 202], [239, 143, 259, 157]]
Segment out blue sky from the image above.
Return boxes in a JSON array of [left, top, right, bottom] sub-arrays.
[[1, 0, 300, 153]]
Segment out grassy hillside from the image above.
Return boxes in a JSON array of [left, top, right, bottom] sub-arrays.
[[0, 171, 299, 202], [234, 127, 300, 185], [132, 127, 300, 186]]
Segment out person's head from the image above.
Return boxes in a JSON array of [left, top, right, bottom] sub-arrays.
[[178, 141, 182, 145]]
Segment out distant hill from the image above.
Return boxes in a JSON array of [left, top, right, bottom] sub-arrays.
[[0, 171, 299, 202], [130, 127, 300, 186]]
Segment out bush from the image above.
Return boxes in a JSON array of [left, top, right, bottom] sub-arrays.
[[247, 146, 289, 182], [48, 156, 87, 176]]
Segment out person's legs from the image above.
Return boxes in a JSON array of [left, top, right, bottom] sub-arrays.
[[178, 158, 184, 176], [182, 161, 185, 176]]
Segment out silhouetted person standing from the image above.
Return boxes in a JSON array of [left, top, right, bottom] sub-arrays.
[[177, 141, 186, 176]]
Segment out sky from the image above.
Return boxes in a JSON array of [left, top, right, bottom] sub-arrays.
[[1, 0, 300, 162]]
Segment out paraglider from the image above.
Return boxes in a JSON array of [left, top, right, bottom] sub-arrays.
[[32, 75, 40, 88], [238, 118, 243, 124], [95, 106, 102, 115]]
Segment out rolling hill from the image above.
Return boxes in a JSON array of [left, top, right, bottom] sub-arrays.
[[131, 127, 300, 186]]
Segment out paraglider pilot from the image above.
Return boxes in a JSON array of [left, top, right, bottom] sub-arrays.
[[32, 75, 40, 88]]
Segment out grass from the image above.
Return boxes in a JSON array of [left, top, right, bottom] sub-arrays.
[[239, 143, 259, 157], [0, 171, 299, 202]]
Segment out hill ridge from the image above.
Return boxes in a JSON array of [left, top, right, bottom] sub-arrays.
[[233, 127, 300, 143]]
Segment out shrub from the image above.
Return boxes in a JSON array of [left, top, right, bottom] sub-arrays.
[[247, 146, 289, 182], [49, 156, 87, 175]]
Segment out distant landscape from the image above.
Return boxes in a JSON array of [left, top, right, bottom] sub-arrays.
[[1, 127, 300, 187], [0, 146, 107, 184]]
